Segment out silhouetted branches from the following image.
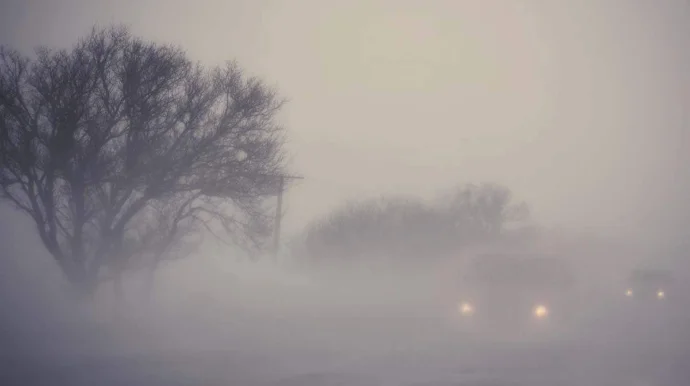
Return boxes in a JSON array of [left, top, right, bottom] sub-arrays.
[[297, 183, 530, 264], [0, 26, 287, 294]]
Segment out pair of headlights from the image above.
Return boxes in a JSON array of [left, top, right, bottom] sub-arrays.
[[625, 288, 665, 299], [458, 302, 549, 319]]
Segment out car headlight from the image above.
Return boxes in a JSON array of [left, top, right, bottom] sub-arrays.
[[625, 288, 633, 297], [458, 301, 474, 316], [657, 290, 665, 299], [533, 304, 549, 319]]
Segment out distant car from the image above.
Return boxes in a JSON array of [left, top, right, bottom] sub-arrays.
[[623, 268, 674, 303], [454, 253, 580, 336]]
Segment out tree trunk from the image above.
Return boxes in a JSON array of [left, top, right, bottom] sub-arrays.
[[110, 267, 127, 323], [70, 280, 97, 302], [144, 259, 161, 305], [63, 263, 99, 301], [113, 271, 124, 300]]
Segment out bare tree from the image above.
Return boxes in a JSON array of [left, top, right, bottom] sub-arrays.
[[439, 183, 530, 244], [0, 26, 287, 296], [296, 184, 530, 265], [299, 197, 433, 261]]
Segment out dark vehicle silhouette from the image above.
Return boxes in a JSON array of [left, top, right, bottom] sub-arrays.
[[454, 253, 580, 338], [623, 268, 674, 303]]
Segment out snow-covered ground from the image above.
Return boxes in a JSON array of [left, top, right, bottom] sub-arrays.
[[3, 322, 687, 386], [2, 279, 688, 386], [2, 244, 688, 386]]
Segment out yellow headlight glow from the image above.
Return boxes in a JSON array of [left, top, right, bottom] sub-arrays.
[[657, 290, 665, 299], [459, 301, 474, 316], [625, 289, 633, 297], [533, 304, 549, 319]]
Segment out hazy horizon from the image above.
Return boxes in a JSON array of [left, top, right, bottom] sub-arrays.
[[2, 3, 690, 384], [1, 1, 688, 245]]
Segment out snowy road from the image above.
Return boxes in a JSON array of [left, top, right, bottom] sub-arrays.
[[2, 279, 688, 386], [3, 314, 687, 386]]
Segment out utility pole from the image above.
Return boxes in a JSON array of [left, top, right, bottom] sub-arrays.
[[273, 174, 303, 259]]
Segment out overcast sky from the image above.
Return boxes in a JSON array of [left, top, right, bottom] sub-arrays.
[[1, 0, 689, 244]]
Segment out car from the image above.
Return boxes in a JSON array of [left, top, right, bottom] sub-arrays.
[[592, 267, 685, 339], [623, 268, 674, 303], [453, 252, 580, 338]]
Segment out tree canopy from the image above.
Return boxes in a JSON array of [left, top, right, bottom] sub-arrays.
[[297, 183, 531, 264], [0, 26, 287, 294]]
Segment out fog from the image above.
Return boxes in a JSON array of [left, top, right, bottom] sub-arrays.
[[1, 0, 690, 385], [3, 203, 689, 385]]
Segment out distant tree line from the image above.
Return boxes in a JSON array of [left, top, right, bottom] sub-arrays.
[[294, 183, 533, 265]]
